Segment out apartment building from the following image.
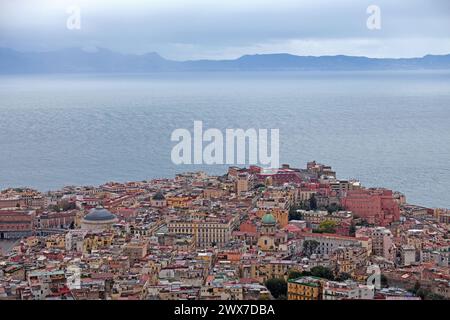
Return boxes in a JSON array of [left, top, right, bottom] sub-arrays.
[[323, 280, 374, 300], [303, 233, 372, 256], [356, 227, 394, 261], [288, 276, 323, 300], [167, 215, 238, 248]]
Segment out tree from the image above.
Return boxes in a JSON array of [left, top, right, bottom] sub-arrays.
[[309, 194, 318, 210], [416, 287, 446, 300], [335, 272, 351, 282], [356, 219, 372, 227], [298, 200, 310, 210], [253, 183, 266, 190], [48, 200, 76, 212], [302, 240, 320, 257], [310, 266, 335, 280], [60, 200, 76, 211], [380, 274, 389, 288], [327, 203, 343, 213], [317, 220, 337, 234], [299, 271, 312, 277], [265, 278, 287, 300], [411, 281, 421, 294], [288, 270, 303, 280], [48, 204, 60, 212], [426, 293, 445, 300], [349, 222, 356, 236], [415, 288, 427, 300], [289, 206, 303, 221]]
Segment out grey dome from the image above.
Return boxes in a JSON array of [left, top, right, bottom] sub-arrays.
[[152, 192, 165, 200], [84, 206, 117, 221]]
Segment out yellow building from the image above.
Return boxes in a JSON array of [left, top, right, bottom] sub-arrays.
[[434, 208, 450, 224], [251, 260, 299, 283], [123, 241, 148, 263], [166, 196, 192, 209], [25, 236, 39, 247], [287, 277, 323, 300], [74, 211, 84, 228], [45, 234, 66, 249], [82, 232, 114, 254]]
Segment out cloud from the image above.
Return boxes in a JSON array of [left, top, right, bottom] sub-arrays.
[[1, 0, 449, 59]]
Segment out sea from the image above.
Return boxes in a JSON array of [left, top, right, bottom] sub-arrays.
[[0, 71, 449, 208]]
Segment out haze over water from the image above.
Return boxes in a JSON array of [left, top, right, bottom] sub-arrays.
[[0, 71, 449, 208]]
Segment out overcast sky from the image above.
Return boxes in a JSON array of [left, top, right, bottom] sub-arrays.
[[1, 0, 449, 60]]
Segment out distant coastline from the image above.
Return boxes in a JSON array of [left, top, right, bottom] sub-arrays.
[[1, 47, 450, 74]]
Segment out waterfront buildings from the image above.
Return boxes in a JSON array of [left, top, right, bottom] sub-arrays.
[[0, 161, 448, 300]]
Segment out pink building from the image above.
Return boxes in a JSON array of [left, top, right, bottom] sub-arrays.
[[341, 189, 400, 226]]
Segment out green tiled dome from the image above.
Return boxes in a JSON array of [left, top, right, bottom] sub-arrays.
[[262, 212, 276, 224]]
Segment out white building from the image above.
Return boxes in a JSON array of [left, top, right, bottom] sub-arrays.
[[356, 227, 394, 261], [323, 280, 374, 300]]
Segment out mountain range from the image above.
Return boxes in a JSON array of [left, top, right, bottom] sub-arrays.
[[1, 47, 450, 73]]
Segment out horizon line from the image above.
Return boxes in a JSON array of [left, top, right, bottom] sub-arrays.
[[2, 46, 450, 62]]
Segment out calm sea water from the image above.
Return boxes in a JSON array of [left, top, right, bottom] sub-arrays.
[[0, 71, 449, 208]]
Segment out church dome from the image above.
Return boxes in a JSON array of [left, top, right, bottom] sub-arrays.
[[262, 212, 276, 225], [84, 206, 117, 222], [152, 192, 165, 200]]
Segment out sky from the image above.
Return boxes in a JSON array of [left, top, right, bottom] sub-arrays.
[[0, 0, 450, 60]]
